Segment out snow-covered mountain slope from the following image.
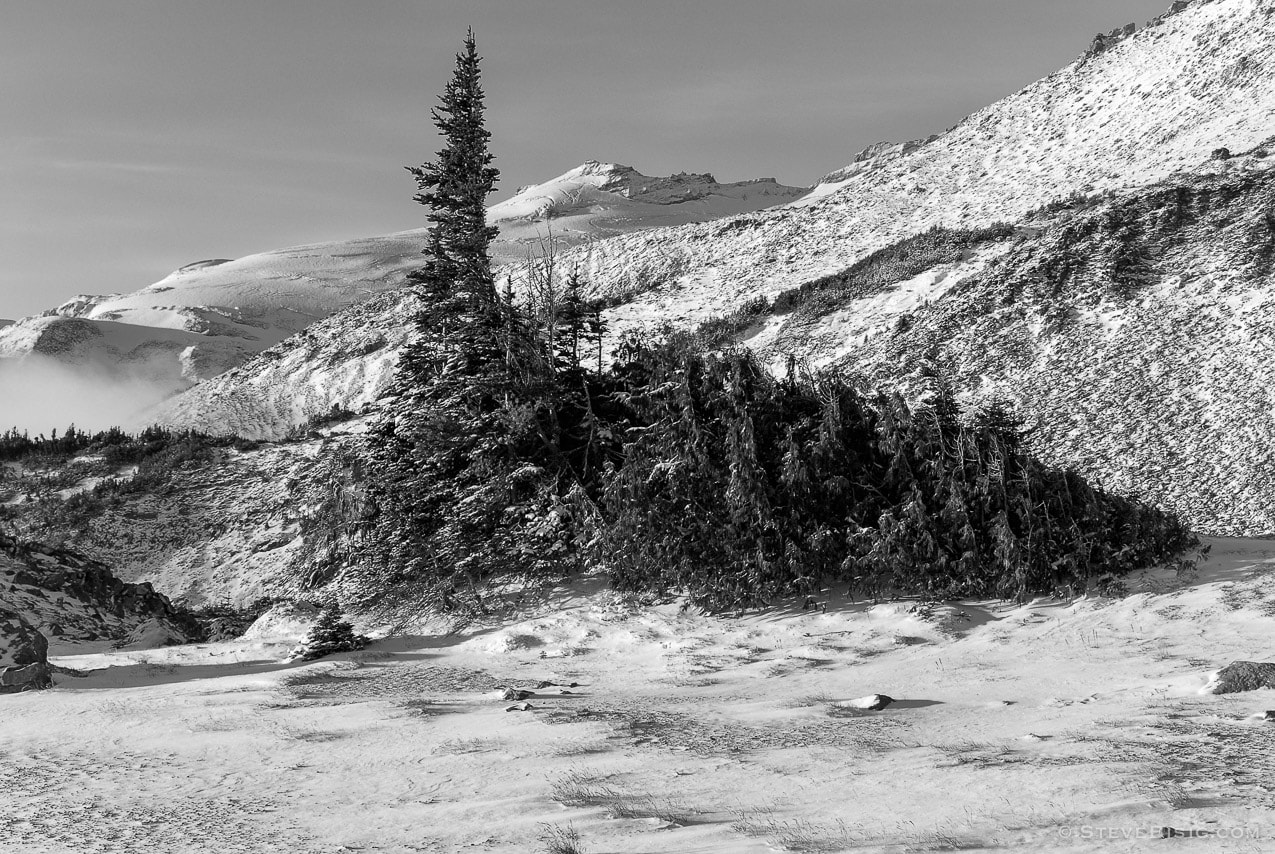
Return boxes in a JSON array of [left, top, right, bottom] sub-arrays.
[[149, 289, 422, 438], [562, 0, 1275, 324], [0, 163, 803, 423], [0, 313, 257, 383], [0, 233, 427, 417], [724, 160, 1275, 536], [157, 162, 1275, 543], [155, 1, 1275, 428]]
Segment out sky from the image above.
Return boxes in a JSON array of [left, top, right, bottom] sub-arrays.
[[0, 0, 1171, 319]]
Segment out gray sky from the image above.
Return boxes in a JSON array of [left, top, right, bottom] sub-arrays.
[[1, 0, 1169, 318]]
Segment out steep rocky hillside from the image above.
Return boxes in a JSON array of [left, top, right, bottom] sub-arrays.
[[566, 0, 1274, 325], [0, 533, 196, 645], [0, 531, 205, 692], [721, 160, 1275, 537], [854, 169, 1275, 537], [5, 429, 367, 607]]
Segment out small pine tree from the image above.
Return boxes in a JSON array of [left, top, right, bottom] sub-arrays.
[[294, 606, 369, 661]]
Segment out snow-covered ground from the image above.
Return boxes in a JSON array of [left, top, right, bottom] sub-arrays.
[[5, 537, 1273, 853]]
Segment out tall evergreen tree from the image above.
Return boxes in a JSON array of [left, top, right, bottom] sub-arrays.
[[363, 31, 540, 612], [398, 28, 503, 399]]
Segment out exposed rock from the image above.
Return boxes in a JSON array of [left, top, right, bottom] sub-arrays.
[[1086, 24, 1137, 59], [501, 688, 533, 701], [505, 701, 535, 712], [0, 533, 199, 647], [0, 608, 52, 693], [817, 136, 940, 186], [174, 259, 233, 274], [844, 694, 894, 711], [1262, 710, 1274, 721], [1203, 661, 1275, 694]]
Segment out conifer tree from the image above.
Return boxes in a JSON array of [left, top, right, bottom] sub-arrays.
[[364, 31, 536, 610], [293, 605, 369, 661], [397, 28, 503, 401]]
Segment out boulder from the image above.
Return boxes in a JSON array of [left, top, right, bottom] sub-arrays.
[[0, 608, 52, 693], [844, 694, 894, 711], [1203, 661, 1275, 694]]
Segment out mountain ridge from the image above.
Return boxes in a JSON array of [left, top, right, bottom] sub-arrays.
[[0, 161, 808, 428]]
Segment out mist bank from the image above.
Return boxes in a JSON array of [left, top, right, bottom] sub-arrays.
[[0, 354, 175, 435]]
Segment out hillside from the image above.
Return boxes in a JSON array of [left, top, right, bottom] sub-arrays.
[[149, 0, 1275, 541], [732, 161, 1275, 537], [574, 0, 1275, 325], [1, 428, 366, 607]]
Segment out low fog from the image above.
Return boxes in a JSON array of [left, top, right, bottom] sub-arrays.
[[0, 354, 177, 436]]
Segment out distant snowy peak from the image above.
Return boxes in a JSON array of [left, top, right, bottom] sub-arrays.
[[489, 160, 808, 223]]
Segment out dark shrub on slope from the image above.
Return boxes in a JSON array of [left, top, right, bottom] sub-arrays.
[[586, 343, 1193, 610]]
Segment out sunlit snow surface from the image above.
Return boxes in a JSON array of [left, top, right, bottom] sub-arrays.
[[4, 537, 1274, 852]]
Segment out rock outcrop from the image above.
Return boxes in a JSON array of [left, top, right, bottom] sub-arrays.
[[0, 533, 199, 646], [0, 608, 52, 693], [1204, 661, 1275, 694]]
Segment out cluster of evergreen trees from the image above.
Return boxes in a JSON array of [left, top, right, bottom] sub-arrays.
[[591, 348, 1192, 608], [357, 33, 1195, 614], [0, 424, 253, 465]]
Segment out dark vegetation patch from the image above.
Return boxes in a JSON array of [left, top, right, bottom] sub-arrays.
[[694, 223, 1016, 348], [0, 425, 259, 538], [588, 347, 1194, 610], [986, 173, 1275, 310]]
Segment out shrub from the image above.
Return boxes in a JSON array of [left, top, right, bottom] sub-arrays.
[[292, 606, 370, 661], [585, 345, 1194, 610]]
